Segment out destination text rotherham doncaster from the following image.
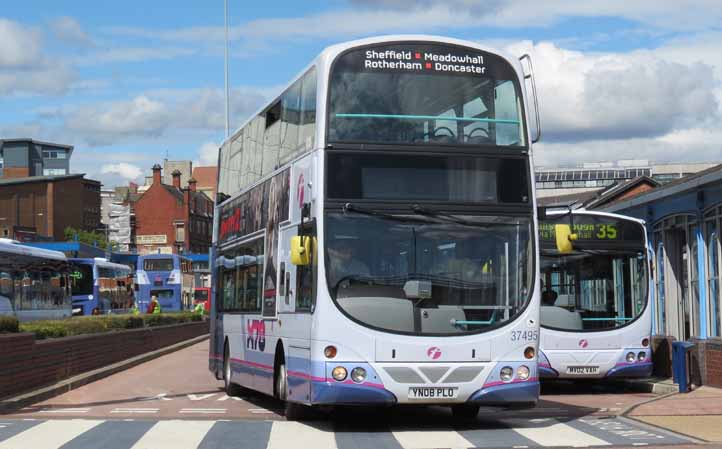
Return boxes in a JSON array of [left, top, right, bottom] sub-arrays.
[[364, 49, 486, 74]]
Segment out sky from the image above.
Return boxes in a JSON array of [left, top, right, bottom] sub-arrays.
[[1, 0, 722, 188]]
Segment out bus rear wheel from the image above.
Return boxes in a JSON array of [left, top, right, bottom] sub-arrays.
[[223, 345, 242, 396], [451, 404, 480, 420]]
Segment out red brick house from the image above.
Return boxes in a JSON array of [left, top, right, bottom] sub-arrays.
[[133, 164, 213, 255]]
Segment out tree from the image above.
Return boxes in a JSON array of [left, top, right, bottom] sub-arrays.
[[64, 227, 115, 250]]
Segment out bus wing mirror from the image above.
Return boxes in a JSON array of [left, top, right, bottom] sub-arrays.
[[291, 236, 311, 266], [554, 224, 578, 254]]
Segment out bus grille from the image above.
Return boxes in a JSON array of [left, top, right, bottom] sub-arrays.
[[382, 366, 484, 384]]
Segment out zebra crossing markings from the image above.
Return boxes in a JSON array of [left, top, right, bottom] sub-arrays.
[[0, 416, 692, 449]]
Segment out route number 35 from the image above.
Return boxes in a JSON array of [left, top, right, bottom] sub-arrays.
[[511, 330, 538, 341], [596, 224, 618, 239]]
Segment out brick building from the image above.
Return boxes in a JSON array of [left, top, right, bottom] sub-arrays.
[[0, 174, 101, 241], [133, 164, 213, 255]]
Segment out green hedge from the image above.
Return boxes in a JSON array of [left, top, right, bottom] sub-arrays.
[[18, 312, 202, 340], [0, 316, 20, 333]]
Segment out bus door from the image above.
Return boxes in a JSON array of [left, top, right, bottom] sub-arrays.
[[278, 220, 316, 403]]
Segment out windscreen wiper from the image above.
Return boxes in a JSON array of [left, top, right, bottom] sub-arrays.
[[411, 205, 521, 228], [343, 203, 430, 223]]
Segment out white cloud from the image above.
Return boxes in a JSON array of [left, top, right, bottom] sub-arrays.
[[503, 41, 720, 144], [107, 0, 722, 46], [74, 47, 196, 66], [0, 18, 75, 95], [198, 142, 219, 166], [100, 162, 143, 181], [50, 16, 93, 47], [56, 86, 270, 146], [0, 18, 42, 67]]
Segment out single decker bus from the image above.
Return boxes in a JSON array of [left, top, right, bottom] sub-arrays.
[[70, 258, 134, 316], [210, 35, 542, 419], [538, 209, 652, 379], [0, 238, 72, 321], [136, 253, 195, 312]]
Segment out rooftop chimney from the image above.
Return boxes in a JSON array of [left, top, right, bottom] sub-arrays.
[[172, 169, 181, 189], [188, 177, 197, 192], [152, 164, 162, 185]]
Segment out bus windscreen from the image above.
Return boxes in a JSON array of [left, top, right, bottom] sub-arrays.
[[539, 215, 648, 331], [70, 264, 94, 296], [328, 43, 526, 147]]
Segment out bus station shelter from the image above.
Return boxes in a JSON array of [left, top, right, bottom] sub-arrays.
[[601, 164, 722, 387]]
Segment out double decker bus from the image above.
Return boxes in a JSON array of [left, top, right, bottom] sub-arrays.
[[69, 258, 134, 316], [538, 210, 652, 379], [136, 253, 194, 312], [0, 239, 72, 321], [210, 35, 542, 418]]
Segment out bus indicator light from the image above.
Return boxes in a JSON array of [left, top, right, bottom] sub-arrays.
[[642, 338, 649, 347], [524, 347, 535, 359], [324, 346, 337, 359]]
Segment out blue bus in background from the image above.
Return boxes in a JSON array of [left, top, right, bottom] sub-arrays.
[[70, 258, 134, 316], [136, 253, 194, 312]]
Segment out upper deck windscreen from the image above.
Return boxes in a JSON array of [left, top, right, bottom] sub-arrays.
[[328, 43, 526, 147]]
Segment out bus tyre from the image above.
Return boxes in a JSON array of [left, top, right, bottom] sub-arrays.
[[451, 404, 480, 420], [223, 346, 242, 397], [277, 362, 307, 421]]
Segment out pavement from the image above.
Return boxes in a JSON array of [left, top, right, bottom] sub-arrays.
[[0, 340, 715, 449], [627, 386, 722, 442]]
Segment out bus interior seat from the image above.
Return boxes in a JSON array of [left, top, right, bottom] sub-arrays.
[[337, 296, 414, 333], [540, 306, 583, 330]]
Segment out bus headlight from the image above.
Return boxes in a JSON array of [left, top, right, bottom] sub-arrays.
[[351, 367, 367, 383], [637, 352, 646, 361], [626, 352, 636, 363], [332, 366, 347, 381], [517, 365, 530, 381], [500, 366, 514, 382]]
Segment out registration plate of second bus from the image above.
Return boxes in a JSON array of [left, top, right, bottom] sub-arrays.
[[408, 387, 458, 400], [566, 366, 600, 375]]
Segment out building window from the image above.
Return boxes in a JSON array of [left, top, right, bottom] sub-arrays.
[[42, 150, 66, 159], [708, 224, 720, 337], [43, 168, 67, 176], [175, 223, 185, 243]]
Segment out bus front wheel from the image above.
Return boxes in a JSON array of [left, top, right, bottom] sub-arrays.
[[276, 361, 308, 421]]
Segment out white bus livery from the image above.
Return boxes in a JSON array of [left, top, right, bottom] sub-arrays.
[[209, 35, 542, 418], [539, 210, 652, 379]]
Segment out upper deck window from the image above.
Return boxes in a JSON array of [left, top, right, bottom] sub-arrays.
[[329, 43, 526, 148]]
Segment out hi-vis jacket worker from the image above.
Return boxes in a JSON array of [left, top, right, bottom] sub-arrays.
[[148, 295, 162, 314], [193, 302, 205, 316]]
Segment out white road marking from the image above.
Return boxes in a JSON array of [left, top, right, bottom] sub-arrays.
[[179, 408, 227, 414], [188, 393, 216, 401], [38, 408, 90, 414], [249, 408, 274, 414], [267, 421, 337, 449], [514, 422, 611, 447], [392, 429, 475, 449], [0, 419, 102, 449], [217, 394, 243, 401], [110, 408, 159, 414], [633, 443, 649, 446], [141, 393, 172, 401], [130, 420, 215, 449]]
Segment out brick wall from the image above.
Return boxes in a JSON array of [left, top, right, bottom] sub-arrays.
[[0, 321, 208, 400], [702, 339, 722, 388]]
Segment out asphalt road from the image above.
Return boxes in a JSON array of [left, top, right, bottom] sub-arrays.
[[0, 341, 696, 449]]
